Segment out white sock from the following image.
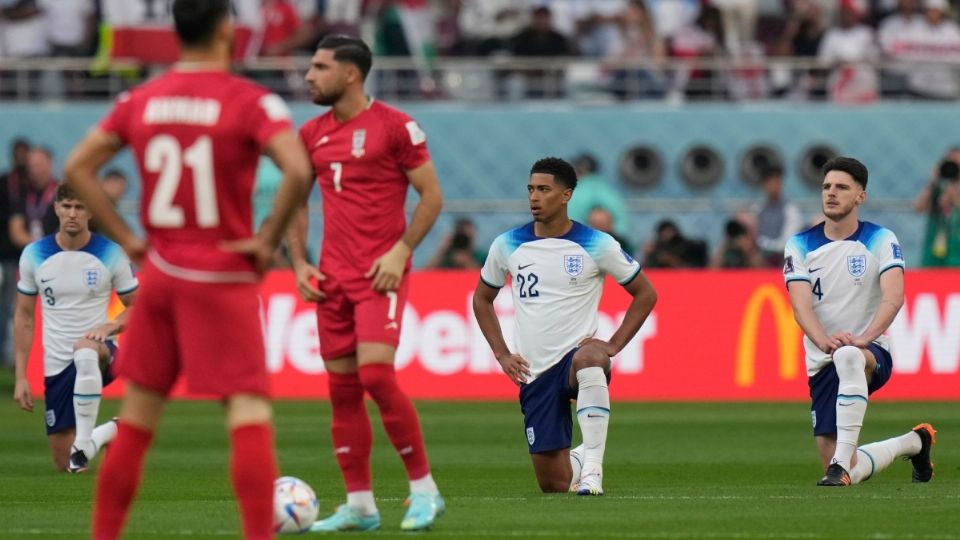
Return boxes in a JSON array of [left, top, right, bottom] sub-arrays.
[[90, 419, 118, 459], [346, 491, 378, 516], [569, 444, 584, 490], [832, 346, 868, 471], [409, 473, 439, 495], [575, 367, 610, 470], [72, 348, 103, 456], [850, 432, 921, 484]]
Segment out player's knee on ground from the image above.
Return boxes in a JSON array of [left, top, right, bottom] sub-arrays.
[[537, 475, 570, 493], [572, 345, 610, 371], [833, 346, 865, 376]]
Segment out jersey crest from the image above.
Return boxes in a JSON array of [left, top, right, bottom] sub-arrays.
[[847, 255, 866, 277], [564, 254, 584, 277], [83, 267, 101, 289], [351, 129, 366, 158]]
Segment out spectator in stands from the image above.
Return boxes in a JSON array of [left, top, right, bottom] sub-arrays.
[[646, 0, 699, 41], [900, 0, 960, 99], [0, 138, 30, 368], [669, 5, 726, 100], [8, 146, 58, 249], [773, 0, 825, 98], [712, 0, 757, 56], [41, 0, 97, 56], [642, 219, 708, 268], [259, 0, 306, 56], [570, 0, 628, 58], [99, 168, 128, 207], [914, 148, 960, 267], [587, 206, 635, 255], [509, 5, 573, 98], [877, 0, 923, 96], [710, 215, 764, 269], [566, 152, 628, 237], [454, 0, 529, 56], [751, 166, 803, 268], [0, 0, 48, 58], [817, 0, 879, 103], [427, 217, 486, 269], [607, 0, 666, 99]]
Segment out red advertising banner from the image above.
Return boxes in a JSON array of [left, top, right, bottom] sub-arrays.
[[25, 270, 960, 401]]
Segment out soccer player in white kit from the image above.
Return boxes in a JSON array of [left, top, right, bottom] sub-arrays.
[[473, 157, 657, 495], [784, 157, 935, 487], [12, 184, 138, 473]]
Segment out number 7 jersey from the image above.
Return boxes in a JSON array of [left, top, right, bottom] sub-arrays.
[[99, 69, 294, 280], [783, 221, 905, 376]]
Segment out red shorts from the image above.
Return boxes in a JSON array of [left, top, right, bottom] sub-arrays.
[[116, 260, 268, 397], [316, 274, 409, 360]]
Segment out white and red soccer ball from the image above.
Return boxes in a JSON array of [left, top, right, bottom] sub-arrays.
[[273, 476, 319, 534]]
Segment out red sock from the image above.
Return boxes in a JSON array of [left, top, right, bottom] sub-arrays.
[[329, 372, 372, 492], [93, 423, 153, 540], [230, 424, 278, 540], [358, 364, 430, 481]]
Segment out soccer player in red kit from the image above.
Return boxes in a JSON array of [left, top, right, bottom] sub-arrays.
[[287, 35, 445, 532], [62, 1, 314, 539]]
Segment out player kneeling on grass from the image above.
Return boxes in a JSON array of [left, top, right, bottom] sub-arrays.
[[13, 184, 138, 473], [784, 156, 935, 487], [473, 157, 657, 496]]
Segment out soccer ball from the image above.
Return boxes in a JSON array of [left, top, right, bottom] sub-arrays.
[[273, 476, 319, 534]]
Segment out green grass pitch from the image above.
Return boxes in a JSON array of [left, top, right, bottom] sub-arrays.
[[1, 394, 956, 539]]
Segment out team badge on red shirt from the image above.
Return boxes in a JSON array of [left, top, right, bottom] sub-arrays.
[[351, 129, 366, 158]]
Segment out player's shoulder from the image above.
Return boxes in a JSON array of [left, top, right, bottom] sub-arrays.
[[22, 234, 61, 265], [369, 99, 415, 122], [786, 221, 828, 255], [80, 234, 127, 266], [856, 220, 898, 244], [299, 109, 335, 137]]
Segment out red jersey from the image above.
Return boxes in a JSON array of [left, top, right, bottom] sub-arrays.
[[100, 69, 293, 281], [299, 100, 430, 279], [261, 0, 300, 54]]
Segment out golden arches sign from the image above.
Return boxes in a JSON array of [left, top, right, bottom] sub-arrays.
[[734, 284, 802, 387]]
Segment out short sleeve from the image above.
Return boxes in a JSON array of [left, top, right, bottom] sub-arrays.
[[479, 235, 509, 289], [873, 229, 906, 274], [248, 92, 295, 149], [99, 91, 134, 144], [783, 235, 810, 285], [17, 247, 38, 296], [595, 233, 641, 285], [389, 110, 430, 171], [109, 246, 139, 295]]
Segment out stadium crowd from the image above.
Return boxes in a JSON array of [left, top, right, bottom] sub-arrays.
[[2, 0, 960, 100]]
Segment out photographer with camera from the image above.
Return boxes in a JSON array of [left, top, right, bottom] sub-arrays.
[[914, 149, 960, 267], [428, 217, 487, 269]]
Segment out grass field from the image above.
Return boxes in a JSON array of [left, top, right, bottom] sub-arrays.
[[1, 372, 957, 539]]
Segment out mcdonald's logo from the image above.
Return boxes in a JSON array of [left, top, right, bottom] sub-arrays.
[[734, 284, 802, 387]]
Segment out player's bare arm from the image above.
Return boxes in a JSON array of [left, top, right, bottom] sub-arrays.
[[64, 129, 145, 262], [84, 290, 137, 343], [580, 272, 658, 357], [472, 279, 531, 385], [365, 160, 444, 292], [12, 292, 37, 412], [286, 205, 326, 303], [844, 268, 904, 348], [223, 130, 313, 273], [787, 281, 843, 354]]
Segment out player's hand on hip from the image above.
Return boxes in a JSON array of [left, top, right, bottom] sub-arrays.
[[122, 237, 148, 265], [497, 353, 531, 386], [578, 337, 618, 357], [85, 322, 118, 342], [220, 236, 274, 274], [13, 378, 33, 412], [294, 262, 326, 303], [365, 240, 411, 292]]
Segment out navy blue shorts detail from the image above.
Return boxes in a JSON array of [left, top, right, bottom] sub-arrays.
[[808, 343, 893, 437], [518, 348, 613, 454], [43, 342, 117, 435]]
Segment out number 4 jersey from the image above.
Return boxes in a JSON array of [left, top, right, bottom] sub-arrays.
[[480, 221, 641, 381], [783, 221, 905, 376], [99, 69, 294, 280]]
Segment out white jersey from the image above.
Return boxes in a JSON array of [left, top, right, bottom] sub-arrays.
[[783, 221, 905, 377], [480, 221, 642, 381], [18, 234, 139, 376]]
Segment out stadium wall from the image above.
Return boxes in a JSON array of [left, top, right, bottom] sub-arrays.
[[0, 102, 956, 263], [25, 269, 960, 401]]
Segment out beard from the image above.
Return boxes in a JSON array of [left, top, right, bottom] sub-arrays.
[[312, 87, 344, 106]]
